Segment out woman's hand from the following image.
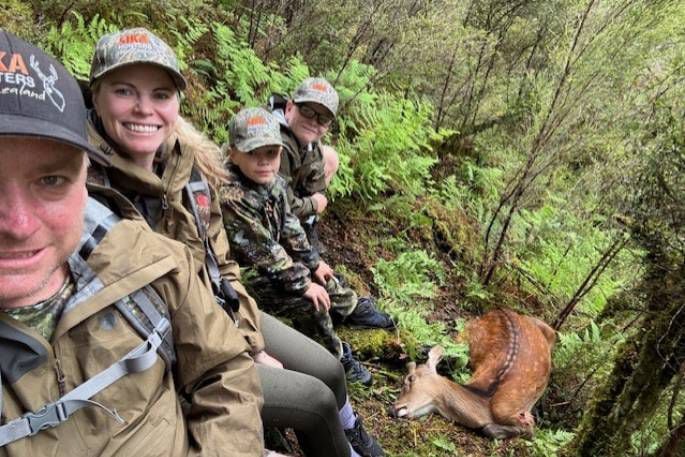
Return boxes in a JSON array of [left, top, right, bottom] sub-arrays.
[[253, 350, 284, 369]]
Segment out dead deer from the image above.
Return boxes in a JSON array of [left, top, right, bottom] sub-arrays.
[[391, 309, 556, 439]]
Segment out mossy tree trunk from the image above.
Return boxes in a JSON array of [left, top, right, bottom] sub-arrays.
[[561, 58, 685, 456], [562, 244, 685, 457]]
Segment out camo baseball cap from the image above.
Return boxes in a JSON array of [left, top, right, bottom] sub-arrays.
[[229, 107, 283, 153], [89, 27, 187, 90], [0, 30, 110, 165], [291, 77, 338, 117]]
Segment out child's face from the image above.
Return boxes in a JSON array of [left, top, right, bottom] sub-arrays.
[[284, 101, 331, 145], [231, 145, 282, 185]]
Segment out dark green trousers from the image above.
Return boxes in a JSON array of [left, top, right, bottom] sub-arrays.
[[258, 312, 350, 457]]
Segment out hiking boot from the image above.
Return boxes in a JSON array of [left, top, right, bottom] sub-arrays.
[[345, 414, 384, 457], [341, 342, 372, 386], [345, 297, 395, 330]]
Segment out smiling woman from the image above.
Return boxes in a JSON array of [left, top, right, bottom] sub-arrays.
[[91, 65, 180, 170]]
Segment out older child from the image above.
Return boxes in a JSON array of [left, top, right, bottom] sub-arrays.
[[271, 78, 395, 330]]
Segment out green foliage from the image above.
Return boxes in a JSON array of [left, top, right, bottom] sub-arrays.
[[372, 250, 444, 304], [459, 158, 504, 206], [514, 203, 631, 318], [371, 250, 467, 363], [331, 91, 447, 200], [13, 1, 684, 453], [0, 0, 35, 38], [429, 435, 457, 453], [367, 197, 434, 247], [526, 429, 575, 457], [179, 21, 311, 143], [463, 273, 492, 302], [214, 23, 272, 106], [168, 17, 209, 72], [182, 22, 271, 142], [41, 12, 118, 80], [628, 388, 685, 456], [554, 321, 604, 369]]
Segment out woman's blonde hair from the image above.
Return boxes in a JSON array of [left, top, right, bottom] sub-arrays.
[[167, 116, 229, 188]]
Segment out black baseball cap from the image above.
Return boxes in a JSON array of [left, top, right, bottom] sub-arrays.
[[0, 30, 110, 165]]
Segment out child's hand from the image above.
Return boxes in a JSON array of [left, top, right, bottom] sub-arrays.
[[311, 192, 328, 214], [303, 283, 331, 312], [313, 261, 335, 285]]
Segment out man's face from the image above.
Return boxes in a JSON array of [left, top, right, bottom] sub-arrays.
[[284, 101, 332, 145], [0, 138, 87, 309]]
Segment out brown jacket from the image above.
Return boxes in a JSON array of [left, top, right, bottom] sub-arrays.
[[0, 195, 263, 456], [87, 118, 265, 354]]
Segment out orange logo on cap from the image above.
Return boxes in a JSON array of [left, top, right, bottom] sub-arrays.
[[118, 33, 150, 45], [247, 116, 267, 126], [0, 52, 29, 75], [310, 82, 329, 92]]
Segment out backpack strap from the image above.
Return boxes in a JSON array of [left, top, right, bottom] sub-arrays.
[[115, 287, 176, 370], [267, 93, 288, 115], [78, 199, 176, 370], [0, 316, 170, 447], [0, 198, 176, 447], [184, 167, 240, 325]]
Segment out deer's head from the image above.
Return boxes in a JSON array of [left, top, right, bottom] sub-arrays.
[[392, 345, 446, 419]]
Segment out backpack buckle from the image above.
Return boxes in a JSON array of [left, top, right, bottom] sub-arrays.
[[25, 402, 68, 434]]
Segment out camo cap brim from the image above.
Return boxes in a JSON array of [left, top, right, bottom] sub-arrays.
[[291, 77, 338, 117], [230, 107, 284, 153], [90, 27, 187, 90]]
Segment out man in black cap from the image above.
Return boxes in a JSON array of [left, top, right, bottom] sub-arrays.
[[0, 30, 263, 456]]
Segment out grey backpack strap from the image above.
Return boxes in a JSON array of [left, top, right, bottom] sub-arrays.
[[0, 317, 170, 447], [115, 287, 176, 369], [79, 199, 175, 367], [184, 167, 240, 325]]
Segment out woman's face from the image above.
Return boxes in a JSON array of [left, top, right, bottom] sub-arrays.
[[93, 64, 180, 168]]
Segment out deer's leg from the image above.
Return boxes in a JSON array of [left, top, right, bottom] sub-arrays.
[[489, 391, 536, 438], [481, 423, 532, 440]]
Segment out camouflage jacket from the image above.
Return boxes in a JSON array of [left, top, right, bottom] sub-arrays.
[[220, 163, 320, 296], [272, 109, 327, 219]]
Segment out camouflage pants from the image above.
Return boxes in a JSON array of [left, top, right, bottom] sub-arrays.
[[248, 276, 357, 359]]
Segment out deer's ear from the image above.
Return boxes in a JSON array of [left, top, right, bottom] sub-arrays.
[[426, 345, 444, 372], [406, 361, 416, 374]]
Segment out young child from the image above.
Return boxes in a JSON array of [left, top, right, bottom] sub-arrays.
[[220, 107, 374, 385]]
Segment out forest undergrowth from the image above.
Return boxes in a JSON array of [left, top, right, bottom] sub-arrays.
[[2, 0, 683, 455]]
